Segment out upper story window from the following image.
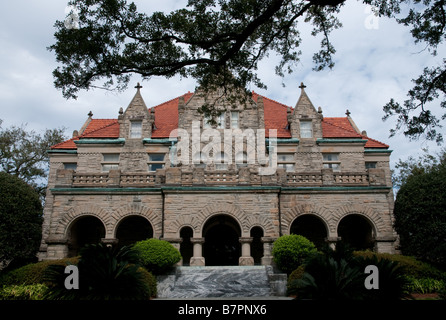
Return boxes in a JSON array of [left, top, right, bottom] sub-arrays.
[[193, 152, 207, 168], [277, 153, 295, 172], [148, 153, 165, 171], [323, 153, 340, 171], [231, 111, 239, 129], [215, 152, 228, 170], [365, 162, 377, 169], [130, 121, 142, 138], [217, 113, 225, 129], [235, 151, 248, 168], [203, 115, 212, 129], [102, 153, 119, 172], [64, 163, 77, 170], [300, 120, 313, 138]]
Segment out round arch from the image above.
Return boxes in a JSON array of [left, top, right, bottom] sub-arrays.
[[115, 215, 153, 248], [202, 214, 242, 266], [337, 214, 375, 251], [290, 214, 328, 249], [250, 226, 264, 265], [180, 226, 194, 266], [67, 215, 106, 257]]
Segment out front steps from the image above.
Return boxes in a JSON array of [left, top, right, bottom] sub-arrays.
[[156, 265, 287, 299]]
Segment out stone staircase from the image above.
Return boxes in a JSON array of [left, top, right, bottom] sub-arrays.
[[156, 265, 287, 299]]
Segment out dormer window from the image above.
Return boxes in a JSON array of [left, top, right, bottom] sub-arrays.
[[130, 121, 142, 138], [300, 120, 313, 138]]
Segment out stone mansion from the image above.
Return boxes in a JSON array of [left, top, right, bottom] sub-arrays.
[[39, 83, 397, 266]]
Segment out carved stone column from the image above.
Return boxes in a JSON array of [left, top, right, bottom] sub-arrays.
[[261, 237, 275, 265], [239, 237, 254, 266], [190, 238, 205, 266]]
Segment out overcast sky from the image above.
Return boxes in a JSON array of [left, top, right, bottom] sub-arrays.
[[1, 0, 444, 173]]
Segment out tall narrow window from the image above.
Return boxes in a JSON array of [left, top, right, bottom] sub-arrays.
[[231, 111, 239, 129], [217, 113, 225, 129], [130, 121, 142, 138], [300, 121, 313, 138], [148, 153, 165, 171], [203, 115, 212, 129], [215, 152, 228, 170], [102, 154, 120, 172], [235, 151, 248, 168]]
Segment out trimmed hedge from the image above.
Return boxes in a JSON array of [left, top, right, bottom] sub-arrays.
[[133, 238, 181, 274], [272, 234, 317, 274]]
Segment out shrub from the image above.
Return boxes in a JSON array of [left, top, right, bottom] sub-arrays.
[[404, 277, 445, 294], [44, 244, 152, 300], [133, 238, 181, 274], [272, 234, 317, 274], [0, 284, 48, 300], [0, 257, 79, 286]]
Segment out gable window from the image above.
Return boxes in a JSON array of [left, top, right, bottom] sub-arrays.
[[300, 120, 313, 138], [277, 153, 295, 172], [231, 111, 239, 129], [323, 153, 340, 171], [148, 153, 165, 171], [130, 121, 142, 138], [217, 113, 226, 129], [102, 153, 119, 172]]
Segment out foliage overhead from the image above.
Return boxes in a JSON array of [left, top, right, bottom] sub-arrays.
[[51, 0, 445, 142]]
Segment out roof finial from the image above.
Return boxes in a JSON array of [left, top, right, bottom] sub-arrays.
[[299, 82, 307, 90], [88, 111, 93, 117], [135, 82, 143, 90], [345, 109, 351, 117]]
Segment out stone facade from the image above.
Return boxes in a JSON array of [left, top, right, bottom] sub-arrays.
[[39, 83, 398, 265]]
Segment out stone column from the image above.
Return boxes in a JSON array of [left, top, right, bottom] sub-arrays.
[[261, 237, 275, 265], [162, 237, 183, 266], [101, 238, 119, 248], [190, 238, 205, 266], [239, 237, 254, 266]]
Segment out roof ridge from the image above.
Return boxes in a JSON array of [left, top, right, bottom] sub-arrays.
[[151, 92, 193, 109], [252, 91, 291, 109]]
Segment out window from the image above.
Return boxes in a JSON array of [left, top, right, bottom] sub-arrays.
[[215, 152, 228, 170], [193, 152, 207, 168], [217, 113, 226, 129], [323, 153, 340, 171], [148, 153, 165, 171], [203, 115, 212, 129], [235, 151, 248, 168], [130, 121, 142, 138], [64, 163, 77, 170], [231, 111, 239, 129], [102, 153, 119, 172], [277, 153, 295, 172], [300, 121, 313, 138], [365, 162, 377, 169]]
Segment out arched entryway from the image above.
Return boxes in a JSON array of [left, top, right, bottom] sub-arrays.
[[180, 226, 194, 266], [67, 216, 106, 257], [290, 214, 328, 249], [337, 214, 375, 250], [203, 215, 241, 266], [250, 227, 264, 265], [115, 216, 153, 248]]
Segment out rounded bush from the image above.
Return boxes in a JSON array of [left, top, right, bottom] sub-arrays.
[[272, 234, 317, 274], [133, 238, 181, 274]]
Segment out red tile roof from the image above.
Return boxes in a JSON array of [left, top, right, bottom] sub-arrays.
[[51, 91, 388, 149]]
